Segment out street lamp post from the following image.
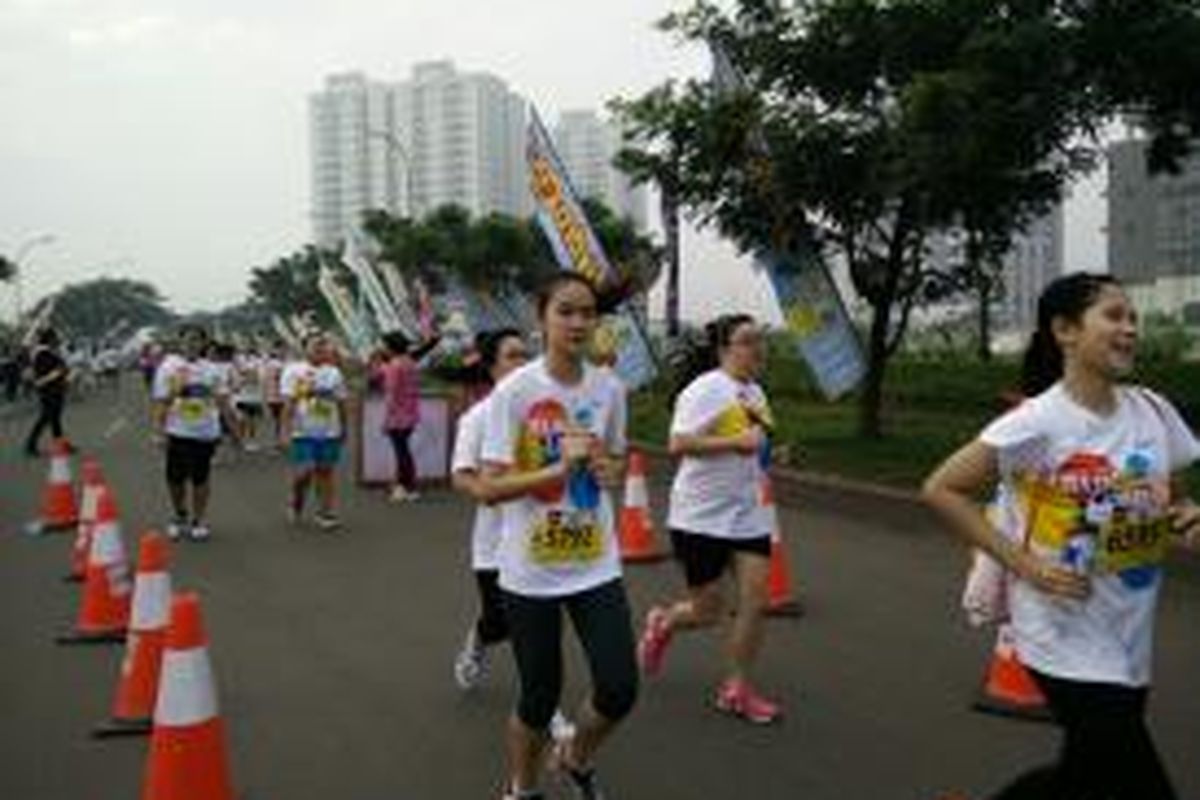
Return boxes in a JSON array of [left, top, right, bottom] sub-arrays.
[[11, 233, 56, 324], [367, 128, 417, 220]]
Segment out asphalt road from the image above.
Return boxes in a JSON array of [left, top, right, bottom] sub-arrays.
[[3, 382, 1198, 800]]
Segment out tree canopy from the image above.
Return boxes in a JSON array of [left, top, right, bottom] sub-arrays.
[[613, 0, 1200, 436], [35, 277, 173, 343]]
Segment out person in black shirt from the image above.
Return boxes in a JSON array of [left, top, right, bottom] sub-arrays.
[[24, 328, 69, 456]]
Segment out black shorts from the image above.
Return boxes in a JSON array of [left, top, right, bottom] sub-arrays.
[[166, 436, 217, 486], [236, 402, 263, 418], [670, 529, 771, 588]]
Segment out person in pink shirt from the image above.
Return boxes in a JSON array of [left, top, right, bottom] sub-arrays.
[[376, 330, 440, 502]]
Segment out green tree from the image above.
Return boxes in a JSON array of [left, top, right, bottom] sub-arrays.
[[247, 245, 339, 330], [36, 277, 173, 342], [614, 0, 1200, 437]]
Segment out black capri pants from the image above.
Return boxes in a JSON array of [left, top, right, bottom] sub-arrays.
[[502, 578, 639, 731]]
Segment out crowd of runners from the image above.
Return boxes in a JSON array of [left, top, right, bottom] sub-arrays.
[[21, 269, 1200, 800]]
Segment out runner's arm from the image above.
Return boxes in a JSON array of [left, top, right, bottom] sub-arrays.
[[669, 429, 762, 458], [1169, 474, 1200, 548], [922, 439, 1089, 599]]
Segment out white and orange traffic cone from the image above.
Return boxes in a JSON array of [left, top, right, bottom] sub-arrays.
[[761, 475, 802, 617], [972, 623, 1052, 723], [31, 438, 78, 534], [57, 485, 132, 644], [619, 448, 667, 563], [141, 592, 235, 800], [94, 532, 172, 737], [65, 458, 104, 582]]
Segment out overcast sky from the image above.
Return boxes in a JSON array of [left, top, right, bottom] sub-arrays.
[[0, 0, 1107, 323]]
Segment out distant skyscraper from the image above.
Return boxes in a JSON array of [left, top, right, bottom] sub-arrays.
[[552, 110, 648, 230], [1108, 137, 1200, 284], [308, 62, 528, 249]]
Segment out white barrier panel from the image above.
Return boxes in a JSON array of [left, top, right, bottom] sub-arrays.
[[357, 393, 452, 485]]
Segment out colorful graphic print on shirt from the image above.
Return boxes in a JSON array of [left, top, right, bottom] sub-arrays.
[[1016, 448, 1173, 590]]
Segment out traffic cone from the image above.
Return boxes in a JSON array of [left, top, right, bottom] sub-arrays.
[[94, 532, 172, 737], [618, 448, 667, 563], [141, 592, 235, 800], [972, 623, 1053, 723], [761, 476, 802, 617], [65, 458, 104, 582], [36, 438, 78, 532], [56, 485, 132, 644]]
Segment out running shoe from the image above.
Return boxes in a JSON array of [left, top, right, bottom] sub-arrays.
[[637, 607, 673, 676], [453, 629, 488, 690], [388, 486, 412, 504], [167, 519, 188, 541], [188, 523, 211, 542], [314, 512, 342, 531], [561, 766, 606, 800], [714, 678, 782, 725], [549, 709, 576, 745]]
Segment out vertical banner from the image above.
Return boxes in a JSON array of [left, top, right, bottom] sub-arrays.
[[757, 250, 866, 400], [376, 261, 423, 339], [708, 38, 866, 400], [317, 265, 374, 359], [526, 105, 658, 389], [342, 230, 409, 337]]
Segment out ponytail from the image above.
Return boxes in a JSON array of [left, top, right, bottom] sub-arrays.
[[669, 313, 756, 402], [1019, 272, 1118, 397]]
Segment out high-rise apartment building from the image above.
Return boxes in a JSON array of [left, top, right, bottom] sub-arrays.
[[552, 110, 648, 230], [309, 62, 528, 248]]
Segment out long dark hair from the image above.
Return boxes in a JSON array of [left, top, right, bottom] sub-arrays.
[[671, 313, 756, 399], [1021, 272, 1120, 396], [535, 271, 629, 319]]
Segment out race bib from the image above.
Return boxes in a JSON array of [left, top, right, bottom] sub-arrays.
[[1096, 515, 1172, 574], [528, 509, 604, 565], [310, 398, 336, 422], [178, 398, 209, 423]]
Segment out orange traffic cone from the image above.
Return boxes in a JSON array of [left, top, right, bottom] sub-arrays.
[[56, 485, 132, 644], [95, 532, 172, 737], [619, 448, 667, 563], [36, 438, 78, 532], [761, 476, 802, 617], [972, 623, 1053, 722], [142, 592, 235, 800], [66, 458, 104, 582]]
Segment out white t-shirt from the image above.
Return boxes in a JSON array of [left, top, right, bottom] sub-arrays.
[[262, 357, 284, 404], [668, 369, 773, 540], [982, 382, 1200, 686], [452, 397, 503, 571], [234, 355, 264, 405], [280, 362, 348, 440], [153, 355, 229, 441], [482, 358, 627, 597]]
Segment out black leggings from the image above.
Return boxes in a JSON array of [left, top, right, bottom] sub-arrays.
[[992, 671, 1176, 800], [386, 427, 416, 490], [474, 570, 509, 645], [503, 579, 639, 731], [25, 394, 64, 453]]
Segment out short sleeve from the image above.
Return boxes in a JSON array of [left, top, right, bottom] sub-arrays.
[[1141, 389, 1200, 472], [212, 365, 231, 396], [332, 368, 349, 400], [151, 363, 172, 401], [279, 367, 297, 399], [979, 401, 1045, 478], [670, 376, 725, 437], [481, 381, 518, 467], [452, 403, 485, 473]]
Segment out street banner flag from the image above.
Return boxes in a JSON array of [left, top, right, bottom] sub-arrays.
[[526, 105, 658, 389], [708, 38, 866, 400], [343, 230, 409, 336]]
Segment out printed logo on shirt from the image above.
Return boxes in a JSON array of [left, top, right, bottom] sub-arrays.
[[1017, 449, 1172, 590], [516, 399, 568, 503]]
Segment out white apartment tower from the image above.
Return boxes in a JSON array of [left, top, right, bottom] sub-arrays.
[[552, 110, 649, 230], [309, 62, 529, 248]]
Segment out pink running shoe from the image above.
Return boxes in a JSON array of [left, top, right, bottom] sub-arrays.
[[714, 678, 782, 724], [637, 607, 673, 676]]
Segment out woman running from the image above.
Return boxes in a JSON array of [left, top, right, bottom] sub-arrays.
[[636, 313, 781, 724], [280, 333, 349, 530], [450, 328, 528, 689], [481, 273, 637, 800], [923, 273, 1200, 800]]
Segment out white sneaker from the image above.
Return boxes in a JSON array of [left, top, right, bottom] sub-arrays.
[[314, 512, 342, 531], [188, 523, 211, 542], [550, 709, 576, 746], [167, 519, 188, 541], [453, 628, 488, 690]]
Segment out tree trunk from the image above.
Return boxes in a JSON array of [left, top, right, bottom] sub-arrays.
[[977, 278, 993, 363], [858, 297, 892, 439], [661, 187, 681, 338]]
